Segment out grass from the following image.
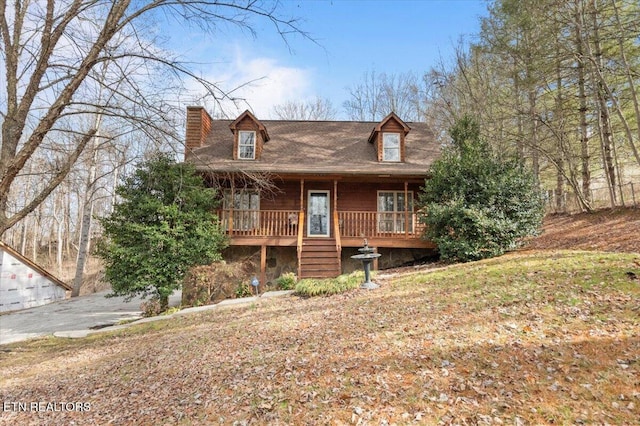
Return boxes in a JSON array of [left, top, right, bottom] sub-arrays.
[[0, 250, 638, 425], [294, 270, 367, 296]]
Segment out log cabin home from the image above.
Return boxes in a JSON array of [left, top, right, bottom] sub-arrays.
[[184, 106, 440, 284]]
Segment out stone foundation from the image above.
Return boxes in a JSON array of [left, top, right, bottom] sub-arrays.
[[222, 246, 297, 284], [342, 247, 437, 274], [223, 245, 437, 281]]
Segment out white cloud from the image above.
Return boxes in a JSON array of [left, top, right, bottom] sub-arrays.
[[186, 51, 313, 119]]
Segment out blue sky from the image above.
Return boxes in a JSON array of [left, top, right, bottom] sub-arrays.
[[170, 0, 489, 119]]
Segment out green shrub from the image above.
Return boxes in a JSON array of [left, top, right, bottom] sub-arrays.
[[275, 272, 297, 290], [162, 306, 181, 316], [96, 153, 227, 310], [235, 282, 253, 298], [418, 116, 544, 262], [294, 271, 365, 297]]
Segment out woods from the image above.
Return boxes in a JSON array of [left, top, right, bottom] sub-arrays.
[[424, 0, 640, 212]]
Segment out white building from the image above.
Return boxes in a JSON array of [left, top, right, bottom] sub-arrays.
[[0, 242, 70, 313]]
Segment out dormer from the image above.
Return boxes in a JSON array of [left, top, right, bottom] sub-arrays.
[[368, 112, 411, 162], [229, 110, 270, 160]]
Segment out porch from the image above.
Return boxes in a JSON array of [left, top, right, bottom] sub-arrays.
[[217, 209, 431, 249], [215, 178, 436, 281]]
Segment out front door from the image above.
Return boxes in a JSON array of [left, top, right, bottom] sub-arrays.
[[307, 190, 330, 237]]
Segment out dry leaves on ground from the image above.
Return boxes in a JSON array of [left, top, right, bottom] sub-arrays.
[[1, 250, 639, 425]]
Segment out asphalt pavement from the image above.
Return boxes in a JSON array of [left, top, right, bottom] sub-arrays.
[[0, 290, 182, 345], [0, 289, 293, 345]]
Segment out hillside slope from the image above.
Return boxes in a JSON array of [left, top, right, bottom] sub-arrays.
[[524, 207, 640, 253]]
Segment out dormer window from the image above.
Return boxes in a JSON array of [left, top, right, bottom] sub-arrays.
[[382, 133, 401, 162], [230, 110, 269, 161], [238, 131, 256, 160], [368, 112, 411, 163]]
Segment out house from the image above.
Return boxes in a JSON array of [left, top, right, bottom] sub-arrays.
[[184, 107, 440, 284], [0, 241, 71, 312]]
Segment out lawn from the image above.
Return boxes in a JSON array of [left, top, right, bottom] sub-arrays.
[[1, 250, 639, 425]]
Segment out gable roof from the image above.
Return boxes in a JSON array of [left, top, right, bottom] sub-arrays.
[[229, 110, 270, 142], [368, 112, 411, 144], [187, 119, 439, 178], [0, 241, 71, 291]]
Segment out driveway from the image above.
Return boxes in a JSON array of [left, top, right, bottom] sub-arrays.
[[0, 290, 182, 345]]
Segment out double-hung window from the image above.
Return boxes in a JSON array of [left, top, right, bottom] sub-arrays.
[[377, 191, 413, 233], [382, 133, 400, 162], [223, 190, 260, 230], [238, 131, 256, 160]]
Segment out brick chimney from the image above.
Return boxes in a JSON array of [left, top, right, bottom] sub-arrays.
[[185, 106, 212, 158]]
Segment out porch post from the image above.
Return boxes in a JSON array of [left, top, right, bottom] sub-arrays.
[[297, 179, 305, 279], [333, 179, 341, 255], [404, 181, 409, 238], [373, 246, 379, 271], [333, 179, 338, 237], [260, 244, 267, 289], [229, 179, 235, 236]]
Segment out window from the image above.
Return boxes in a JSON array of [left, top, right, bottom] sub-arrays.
[[382, 133, 400, 162], [377, 191, 413, 233], [238, 131, 256, 160], [223, 190, 260, 230]]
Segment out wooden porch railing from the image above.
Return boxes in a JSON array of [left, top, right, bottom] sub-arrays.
[[217, 210, 425, 239], [337, 211, 425, 239], [218, 210, 300, 237]]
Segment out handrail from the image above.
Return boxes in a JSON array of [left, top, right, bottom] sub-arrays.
[[333, 210, 341, 252], [297, 211, 304, 278]]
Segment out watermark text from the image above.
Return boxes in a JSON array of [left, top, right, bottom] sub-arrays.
[[2, 401, 91, 412]]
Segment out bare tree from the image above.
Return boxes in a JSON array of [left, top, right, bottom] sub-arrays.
[[343, 71, 427, 122], [71, 113, 103, 297], [272, 96, 337, 120], [0, 0, 309, 236]]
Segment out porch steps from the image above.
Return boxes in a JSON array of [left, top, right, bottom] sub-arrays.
[[299, 238, 341, 279]]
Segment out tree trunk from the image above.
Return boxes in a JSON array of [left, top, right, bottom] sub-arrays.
[[19, 221, 27, 256], [31, 207, 40, 262], [611, 0, 640, 167], [72, 114, 102, 297], [528, 87, 540, 186], [55, 197, 64, 277], [159, 295, 169, 312], [71, 198, 94, 297], [553, 30, 567, 213], [574, 0, 592, 211], [555, 159, 565, 212], [588, 0, 617, 206]]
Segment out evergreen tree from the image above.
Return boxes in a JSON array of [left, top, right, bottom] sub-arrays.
[[96, 154, 226, 310], [419, 116, 544, 262]]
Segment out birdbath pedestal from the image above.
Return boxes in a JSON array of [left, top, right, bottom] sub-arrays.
[[350, 239, 381, 289]]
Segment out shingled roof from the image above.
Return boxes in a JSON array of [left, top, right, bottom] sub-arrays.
[[187, 118, 439, 178]]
